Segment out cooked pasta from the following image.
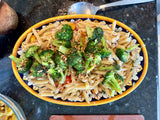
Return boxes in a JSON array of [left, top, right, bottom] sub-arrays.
[[15, 19, 142, 103], [0, 100, 17, 120]]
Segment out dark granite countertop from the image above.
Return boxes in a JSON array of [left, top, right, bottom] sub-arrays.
[[0, 0, 157, 120]]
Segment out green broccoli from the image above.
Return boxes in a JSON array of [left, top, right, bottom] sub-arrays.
[[52, 40, 70, 54], [79, 36, 86, 53], [58, 69, 67, 84], [47, 68, 60, 80], [55, 24, 73, 41], [30, 61, 46, 77], [114, 73, 124, 82], [116, 44, 139, 63], [39, 49, 55, 68], [85, 27, 104, 55], [102, 71, 122, 93], [88, 27, 104, 42], [9, 55, 32, 73], [87, 54, 101, 74], [54, 24, 73, 54], [98, 37, 111, 58], [53, 40, 71, 48], [25, 46, 42, 64], [54, 52, 67, 69], [73, 64, 84, 71], [83, 53, 93, 71], [39, 49, 54, 61], [54, 52, 68, 84], [84, 53, 101, 74], [48, 52, 68, 83], [67, 48, 84, 71], [86, 26, 94, 38], [85, 37, 111, 58], [85, 40, 98, 54], [98, 63, 120, 71]]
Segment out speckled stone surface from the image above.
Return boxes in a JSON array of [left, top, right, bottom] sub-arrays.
[[0, 0, 157, 120]]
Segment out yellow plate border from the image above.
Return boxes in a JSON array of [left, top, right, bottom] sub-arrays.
[[11, 14, 148, 106]]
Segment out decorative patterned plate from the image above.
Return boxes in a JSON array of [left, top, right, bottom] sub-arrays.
[[11, 15, 148, 106]]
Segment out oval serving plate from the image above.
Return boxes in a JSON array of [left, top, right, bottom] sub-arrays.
[[11, 15, 148, 106]]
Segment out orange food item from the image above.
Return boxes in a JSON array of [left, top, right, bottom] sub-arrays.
[[0, 1, 18, 34], [91, 89, 95, 94], [30, 35, 37, 43], [64, 76, 72, 84], [54, 81, 59, 87], [81, 31, 87, 36], [68, 23, 75, 30], [0, 100, 18, 120]]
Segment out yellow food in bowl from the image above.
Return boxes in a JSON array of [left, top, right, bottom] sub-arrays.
[[0, 100, 17, 120]]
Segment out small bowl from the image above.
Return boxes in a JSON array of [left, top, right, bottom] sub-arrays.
[[0, 94, 26, 120], [11, 15, 148, 106]]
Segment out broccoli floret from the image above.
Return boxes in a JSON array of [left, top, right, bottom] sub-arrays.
[[85, 40, 98, 53], [116, 44, 139, 63], [54, 24, 73, 54], [79, 36, 86, 52], [102, 71, 122, 93], [53, 40, 71, 48], [85, 27, 104, 54], [54, 52, 68, 84], [98, 63, 120, 71], [73, 63, 84, 71], [54, 52, 67, 69], [59, 46, 69, 55], [98, 37, 111, 58], [116, 48, 128, 63], [48, 68, 60, 80], [9, 55, 32, 73], [52, 40, 70, 54], [86, 26, 94, 38], [39, 50, 54, 59], [86, 54, 101, 74], [99, 48, 111, 58], [88, 27, 104, 42], [114, 73, 124, 82], [85, 37, 111, 58], [25, 46, 42, 64], [39, 49, 55, 68], [55, 24, 73, 41], [67, 48, 84, 71], [30, 61, 46, 77], [84, 53, 101, 74], [58, 69, 67, 84], [48, 62, 68, 83], [76, 69, 84, 75], [84, 53, 93, 70]]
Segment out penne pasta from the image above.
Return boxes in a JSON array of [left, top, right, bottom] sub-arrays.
[[0, 100, 18, 120], [17, 19, 142, 103]]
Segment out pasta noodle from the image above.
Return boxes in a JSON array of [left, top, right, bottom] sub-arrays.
[[0, 100, 17, 120], [17, 19, 142, 103]]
